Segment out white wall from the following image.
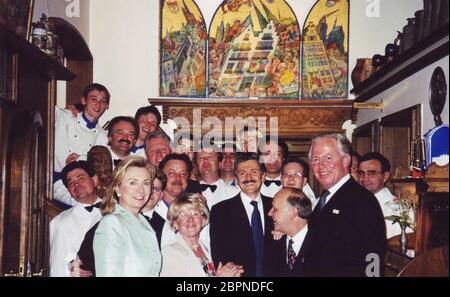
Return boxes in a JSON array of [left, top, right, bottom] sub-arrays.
[[33, 0, 90, 41], [34, 0, 430, 135]]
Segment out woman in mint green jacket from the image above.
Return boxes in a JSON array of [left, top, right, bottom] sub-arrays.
[[94, 156, 161, 277]]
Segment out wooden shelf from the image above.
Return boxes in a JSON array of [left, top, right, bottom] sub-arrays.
[[148, 98, 354, 138], [0, 25, 75, 82], [351, 24, 449, 102]]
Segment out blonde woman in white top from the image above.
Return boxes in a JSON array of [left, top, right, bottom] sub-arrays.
[[160, 194, 243, 277]]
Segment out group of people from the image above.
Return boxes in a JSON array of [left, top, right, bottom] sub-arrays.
[[49, 83, 405, 277]]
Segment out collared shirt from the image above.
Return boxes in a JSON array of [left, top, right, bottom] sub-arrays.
[[143, 209, 156, 219], [286, 225, 308, 263], [54, 107, 108, 173], [49, 197, 102, 277], [260, 175, 282, 198], [131, 145, 146, 158], [240, 192, 265, 234], [108, 146, 134, 170], [200, 178, 240, 209], [154, 196, 170, 222], [324, 174, 351, 205]]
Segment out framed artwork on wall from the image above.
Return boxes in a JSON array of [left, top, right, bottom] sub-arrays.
[[0, 0, 34, 39], [302, 0, 349, 100], [159, 0, 207, 98], [209, 0, 300, 99]]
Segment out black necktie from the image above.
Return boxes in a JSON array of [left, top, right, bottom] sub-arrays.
[[317, 190, 330, 211], [264, 180, 281, 187], [113, 159, 122, 166], [85, 202, 101, 212], [250, 201, 264, 277], [200, 184, 218, 193]]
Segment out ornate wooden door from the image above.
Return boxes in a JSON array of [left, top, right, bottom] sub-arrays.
[[1, 111, 47, 277]]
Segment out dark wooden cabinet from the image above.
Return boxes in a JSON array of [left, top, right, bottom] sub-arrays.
[[0, 24, 74, 277]]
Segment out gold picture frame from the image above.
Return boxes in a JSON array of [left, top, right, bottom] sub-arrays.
[[0, 0, 35, 40]]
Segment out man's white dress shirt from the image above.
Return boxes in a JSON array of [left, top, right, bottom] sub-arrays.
[[49, 197, 102, 277], [54, 107, 108, 173], [200, 178, 240, 209]]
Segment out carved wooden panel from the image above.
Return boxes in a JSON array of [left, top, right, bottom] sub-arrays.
[[149, 98, 353, 138]]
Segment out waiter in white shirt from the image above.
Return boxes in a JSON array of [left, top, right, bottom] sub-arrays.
[[219, 143, 238, 188], [50, 161, 102, 277], [106, 116, 139, 168], [53, 84, 110, 206], [281, 156, 317, 206], [259, 137, 316, 201], [54, 83, 110, 176], [359, 152, 414, 239], [259, 137, 287, 198], [195, 145, 240, 209]]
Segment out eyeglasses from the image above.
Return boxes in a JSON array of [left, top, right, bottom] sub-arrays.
[[177, 210, 203, 221], [357, 170, 382, 178]]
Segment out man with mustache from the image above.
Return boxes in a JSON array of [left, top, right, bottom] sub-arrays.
[[210, 153, 275, 277], [155, 153, 209, 248], [107, 116, 139, 168], [155, 153, 191, 221], [195, 145, 239, 209]]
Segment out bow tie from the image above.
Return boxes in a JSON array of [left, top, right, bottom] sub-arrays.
[[200, 184, 218, 193], [113, 159, 122, 166], [264, 180, 281, 187], [85, 202, 101, 212]]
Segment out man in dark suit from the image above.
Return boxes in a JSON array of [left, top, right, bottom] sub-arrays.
[[210, 153, 274, 277], [266, 188, 312, 277], [305, 133, 387, 277]]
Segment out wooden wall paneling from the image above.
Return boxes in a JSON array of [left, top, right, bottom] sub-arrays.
[[0, 24, 74, 277], [380, 105, 421, 173], [381, 126, 411, 173], [352, 120, 380, 155], [49, 17, 93, 107], [149, 99, 353, 139], [65, 60, 93, 105]]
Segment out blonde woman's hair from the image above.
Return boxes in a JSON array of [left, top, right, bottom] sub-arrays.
[[101, 156, 156, 215], [167, 193, 209, 230]]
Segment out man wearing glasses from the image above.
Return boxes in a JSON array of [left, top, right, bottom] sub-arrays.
[[358, 152, 413, 239], [281, 156, 317, 207]]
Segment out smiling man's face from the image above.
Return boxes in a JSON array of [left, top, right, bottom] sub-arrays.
[[236, 159, 265, 199]]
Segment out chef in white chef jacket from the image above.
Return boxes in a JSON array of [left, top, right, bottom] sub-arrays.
[[53, 83, 110, 206]]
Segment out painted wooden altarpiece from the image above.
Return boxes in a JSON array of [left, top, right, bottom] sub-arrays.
[[302, 0, 349, 99], [159, 0, 349, 100], [209, 0, 300, 99], [160, 0, 207, 97]]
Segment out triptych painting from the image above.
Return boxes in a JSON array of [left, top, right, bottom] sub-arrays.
[[159, 0, 349, 100]]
